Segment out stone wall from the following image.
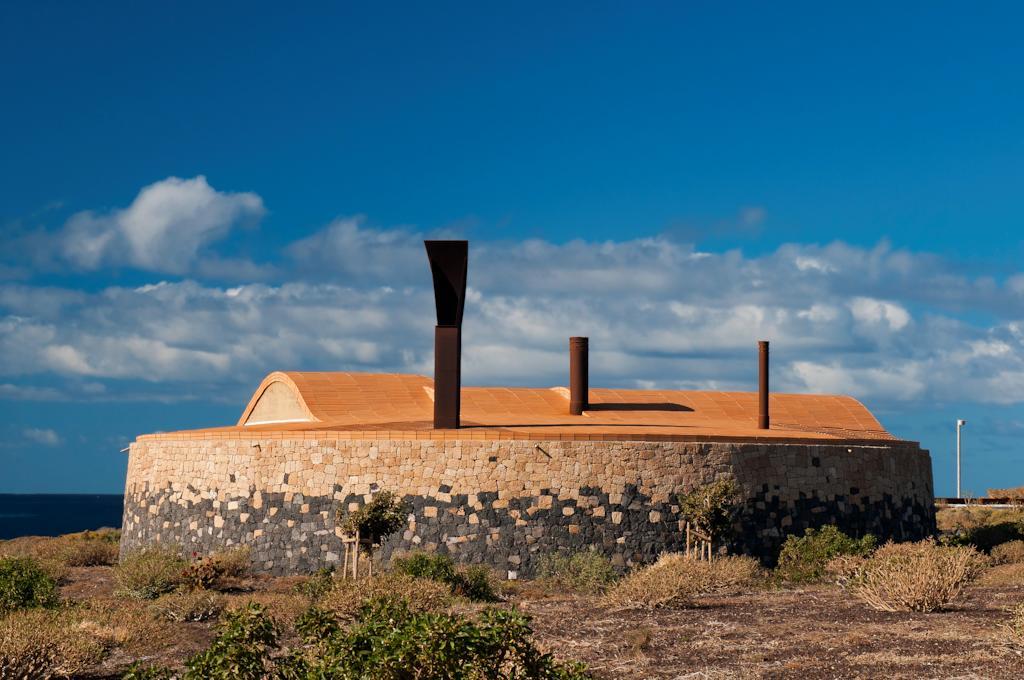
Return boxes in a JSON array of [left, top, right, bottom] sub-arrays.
[[121, 437, 935, 575]]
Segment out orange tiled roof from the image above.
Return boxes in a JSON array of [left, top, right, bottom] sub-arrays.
[[134, 371, 905, 445]]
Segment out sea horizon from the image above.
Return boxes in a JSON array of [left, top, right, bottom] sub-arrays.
[[0, 493, 124, 540]]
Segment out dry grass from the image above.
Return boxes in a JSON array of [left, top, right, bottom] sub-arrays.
[[936, 506, 1024, 533], [319, 572, 453, 619], [0, 608, 111, 678], [992, 540, 1024, 565], [1000, 601, 1024, 656], [0, 531, 121, 585], [980, 561, 1024, 587], [224, 591, 310, 628], [210, 545, 252, 579], [114, 545, 187, 599], [604, 554, 761, 610], [838, 540, 988, 612], [150, 589, 226, 622]]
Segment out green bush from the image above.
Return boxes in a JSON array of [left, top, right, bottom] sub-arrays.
[[391, 552, 498, 601], [185, 603, 280, 679], [122, 662, 176, 679], [775, 525, 877, 582], [338, 491, 408, 548], [286, 596, 589, 679], [294, 566, 336, 599], [677, 479, 742, 548], [114, 546, 188, 600], [454, 564, 499, 602], [0, 557, 59, 614], [537, 550, 618, 594], [392, 552, 457, 583]]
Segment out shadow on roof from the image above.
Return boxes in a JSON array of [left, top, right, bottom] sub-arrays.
[[586, 402, 693, 412]]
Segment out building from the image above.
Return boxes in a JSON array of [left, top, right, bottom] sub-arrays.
[[121, 242, 934, 574]]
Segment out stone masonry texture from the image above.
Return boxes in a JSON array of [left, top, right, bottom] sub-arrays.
[[121, 438, 935, 575]]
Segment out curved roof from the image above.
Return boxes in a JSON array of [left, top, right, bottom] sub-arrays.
[[190, 370, 902, 444]]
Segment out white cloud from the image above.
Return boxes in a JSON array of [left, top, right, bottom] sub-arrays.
[[848, 297, 911, 331], [2, 206, 1024, 409], [59, 176, 265, 274], [23, 428, 61, 446]]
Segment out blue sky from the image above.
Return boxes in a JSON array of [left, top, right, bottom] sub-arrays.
[[1, 2, 1022, 494]]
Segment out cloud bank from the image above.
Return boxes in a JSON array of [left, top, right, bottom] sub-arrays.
[[2, 177, 1023, 412]]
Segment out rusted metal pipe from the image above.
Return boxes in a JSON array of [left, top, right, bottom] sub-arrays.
[[425, 240, 468, 429], [758, 340, 769, 430], [569, 336, 589, 415]]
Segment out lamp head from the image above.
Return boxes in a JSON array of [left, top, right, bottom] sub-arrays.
[[957, 419, 967, 427]]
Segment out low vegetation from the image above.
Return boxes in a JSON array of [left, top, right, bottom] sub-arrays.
[[150, 589, 226, 622], [537, 549, 618, 594], [391, 552, 499, 601], [775, 525, 877, 583], [833, 539, 987, 612], [604, 553, 761, 609], [0, 556, 59, 615], [936, 505, 1024, 552], [115, 546, 189, 599], [9, 511, 1024, 676], [991, 539, 1024, 565], [320, 572, 453, 619], [0, 609, 110, 678], [1001, 602, 1024, 655], [677, 478, 742, 555]]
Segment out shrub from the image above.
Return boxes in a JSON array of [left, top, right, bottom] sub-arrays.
[[338, 491, 408, 549], [294, 566, 336, 599], [1001, 601, 1024, 654], [185, 602, 280, 679], [392, 552, 457, 583], [0, 609, 109, 678], [677, 478, 742, 550], [604, 554, 760, 609], [838, 540, 987, 612], [211, 546, 251, 579], [454, 564, 499, 602], [775, 525, 877, 583], [182, 556, 224, 591], [537, 549, 619, 594], [123, 663, 176, 679], [992, 540, 1024, 565], [0, 556, 59, 615], [321, 572, 452, 619], [295, 604, 341, 640], [59, 529, 121, 567], [151, 589, 226, 622], [115, 546, 187, 600], [391, 552, 499, 601], [936, 506, 1024, 552], [288, 596, 590, 678]]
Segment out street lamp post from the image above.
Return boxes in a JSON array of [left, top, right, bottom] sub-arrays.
[[956, 419, 967, 498]]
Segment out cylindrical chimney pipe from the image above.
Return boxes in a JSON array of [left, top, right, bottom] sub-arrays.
[[569, 337, 589, 415], [758, 340, 769, 430]]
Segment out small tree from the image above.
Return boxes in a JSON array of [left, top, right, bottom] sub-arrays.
[[337, 491, 408, 577], [677, 479, 742, 560]]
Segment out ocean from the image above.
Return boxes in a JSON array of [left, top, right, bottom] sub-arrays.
[[0, 494, 124, 540]]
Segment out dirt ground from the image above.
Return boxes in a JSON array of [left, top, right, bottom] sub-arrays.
[[58, 566, 1024, 679]]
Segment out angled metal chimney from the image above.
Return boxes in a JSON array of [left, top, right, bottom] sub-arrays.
[[424, 240, 468, 429]]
